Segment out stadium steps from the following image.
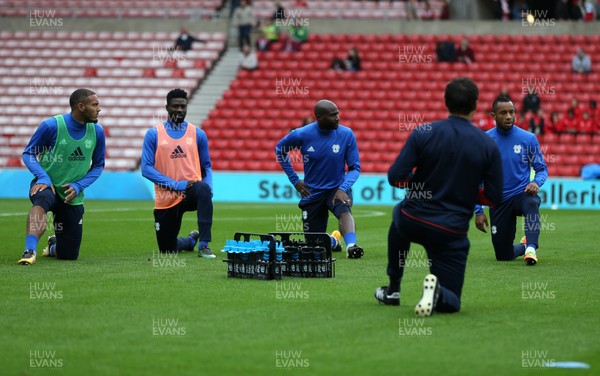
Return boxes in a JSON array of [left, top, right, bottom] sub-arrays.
[[188, 47, 240, 127]]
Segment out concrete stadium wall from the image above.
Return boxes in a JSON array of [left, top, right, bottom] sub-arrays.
[[1, 17, 599, 36]]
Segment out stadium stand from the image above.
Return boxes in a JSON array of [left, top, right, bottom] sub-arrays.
[[203, 33, 600, 176], [0, 0, 225, 19], [250, 0, 447, 20], [0, 30, 226, 170], [1, 26, 598, 177]]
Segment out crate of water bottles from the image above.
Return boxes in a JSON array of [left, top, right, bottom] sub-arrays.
[[221, 233, 284, 280], [270, 232, 336, 278]]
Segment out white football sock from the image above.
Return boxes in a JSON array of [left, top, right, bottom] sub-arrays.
[[525, 246, 536, 255]]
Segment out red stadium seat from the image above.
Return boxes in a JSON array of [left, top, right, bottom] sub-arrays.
[[575, 134, 593, 144], [539, 133, 557, 145], [559, 134, 575, 144]]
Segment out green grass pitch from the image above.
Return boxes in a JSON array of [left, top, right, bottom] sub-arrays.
[[1, 199, 598, 376]]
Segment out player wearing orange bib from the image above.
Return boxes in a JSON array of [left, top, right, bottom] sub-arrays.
[[141, 89, 215, 257]]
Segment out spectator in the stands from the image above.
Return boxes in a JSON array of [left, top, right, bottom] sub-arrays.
[[256, 19, 280, 51], [331, 57, 346, 73], [173, 27, 205, 52], [498, 86, 511, 101], [529, 109, 545, 135], [233, 0, 255, 51], [345, 47, 361, 72], [272, 0, 286, 20], [477, 116, 496, 132], [436, 40, 456, 62], [555, 0, 571, 20], [511, 0, 528, 20], [521, 85, 541, 118], [578, 111, 598, 134], [562, 109, 579, 134], [588, 100, 600, 120], [440, 0, 450, 19], [497, 0, 511, 21], [455, 39, 475, 65], [422, 1, 435, 20], [301, 115, 314, 127], [571, 0, 585, 20], [572, 48, 592, 74], [256, 29, 270, 52], [284, 21, 308, 52], [229, 0, 241, 19], [406, 0, 419, 20], [548, 111, 562, 134], [584, 0, 597, 20], [568, 98, 583, 119], [239, 44, 258, 71]]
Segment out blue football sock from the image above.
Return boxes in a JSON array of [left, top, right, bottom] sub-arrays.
[[188, 235, 198, 248], [513, 243, 526, 259], [25, 234, 38, 253], [527, 244, 537, 251], [49, 244, 56, 256], [330, 236, 338, 248], [199, 241, 208, 249], [343, 232, 357, 247]]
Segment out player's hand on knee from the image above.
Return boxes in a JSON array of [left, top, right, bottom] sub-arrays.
[[475, 214, 488, 233], [30, 183, 54, 196], [332, 189, 351, 206], [295, 180, 311, 198], [186, 180, 199, 189], [524, 182, 539, 195]]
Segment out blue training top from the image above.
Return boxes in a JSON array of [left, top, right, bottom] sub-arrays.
[[275, 122, 360, 199], [22, 113, 106, 196], [474, 125, 548, 215]]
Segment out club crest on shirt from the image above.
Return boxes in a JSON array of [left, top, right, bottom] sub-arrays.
[[85, 139, 93, 149], [491, 226, 497, 235], [513, 145, 522, 154], [186, 137, 193, 145], [332, 144, 340, 153]]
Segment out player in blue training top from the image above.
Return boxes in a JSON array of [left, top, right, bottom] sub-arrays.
[[275, 100, 364, 259], [141, 88, 215, 258], [374, 77, 503, 316], [474, 96, 548, 265], [19, 88, 106, 265]]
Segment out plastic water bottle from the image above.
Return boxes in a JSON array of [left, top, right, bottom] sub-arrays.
[[275, 242, 284, 262]]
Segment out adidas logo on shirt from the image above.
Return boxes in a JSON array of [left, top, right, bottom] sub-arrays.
[[307, 146, 315, 152], [68, 146, 85, 161], [170, 145, 187, 159]]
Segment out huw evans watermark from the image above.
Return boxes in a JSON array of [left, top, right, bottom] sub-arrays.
[[30, 282, 63, 300], [275, 350, 309, 368], [275, 281, 309, 300]]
